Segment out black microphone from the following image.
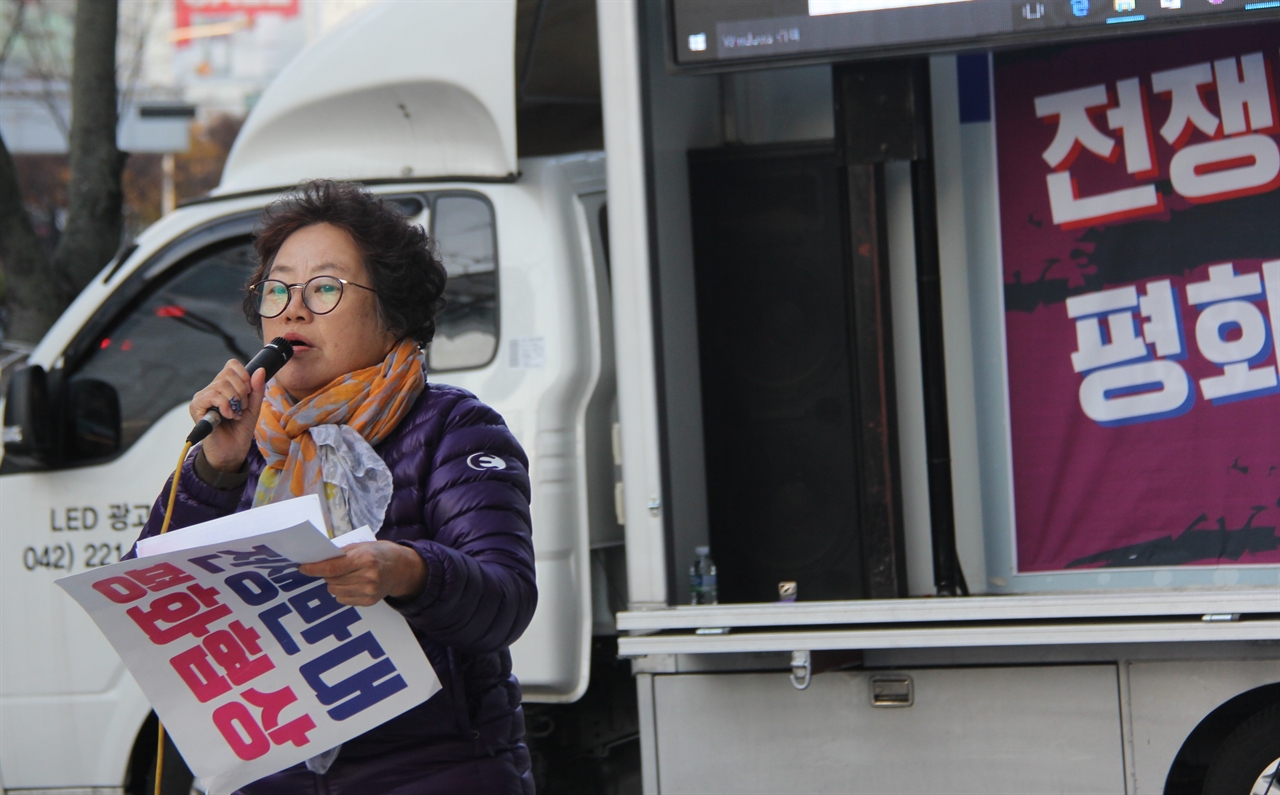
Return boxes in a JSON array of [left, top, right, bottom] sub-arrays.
[[186, 337, 295, 444]]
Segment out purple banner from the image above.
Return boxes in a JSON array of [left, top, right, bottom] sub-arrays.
[[993, 25, 1280, 573]]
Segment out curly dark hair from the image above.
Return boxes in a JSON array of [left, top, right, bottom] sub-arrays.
[[243, 179, 447, 345]]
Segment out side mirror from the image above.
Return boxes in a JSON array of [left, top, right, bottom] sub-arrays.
[[67, 379, 121, 460], [3, 364, 53, 461]]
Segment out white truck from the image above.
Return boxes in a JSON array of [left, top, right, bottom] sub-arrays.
[[2, 1, 1278, 794]]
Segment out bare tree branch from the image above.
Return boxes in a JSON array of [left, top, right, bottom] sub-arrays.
[[0, 0, 62, 341], [0, 0, 28, 72], [118, 0, 159, 120], [18, 0, 71, 140]]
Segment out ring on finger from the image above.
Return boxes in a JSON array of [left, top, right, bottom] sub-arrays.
[[229, 396, 243, 414]]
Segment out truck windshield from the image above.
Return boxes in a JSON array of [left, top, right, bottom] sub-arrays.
[[71, 241, 261, 454]]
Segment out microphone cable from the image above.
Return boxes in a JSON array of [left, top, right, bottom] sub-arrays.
[[152, 439, 190, 795], [150, 337, 293, 795]]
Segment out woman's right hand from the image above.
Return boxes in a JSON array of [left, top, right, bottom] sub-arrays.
[[190, 360, 267, 472]]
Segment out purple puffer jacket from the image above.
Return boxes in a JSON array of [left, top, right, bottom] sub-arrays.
[[132, 383, 538, 795]]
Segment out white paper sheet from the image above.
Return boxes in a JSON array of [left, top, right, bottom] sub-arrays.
[[136, 495, 329, 558], [333, 525, 378, 547]]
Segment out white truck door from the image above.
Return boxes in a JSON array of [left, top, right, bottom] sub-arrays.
[[0, 214, 263, 788], [427, 163, 610, 702]]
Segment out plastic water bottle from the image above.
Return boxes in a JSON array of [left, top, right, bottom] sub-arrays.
[[689, 546, 718, 605]]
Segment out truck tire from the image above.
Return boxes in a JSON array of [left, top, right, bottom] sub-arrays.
[[1201, 703, 1280, 795]]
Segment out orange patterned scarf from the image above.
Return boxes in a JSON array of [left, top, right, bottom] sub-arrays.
[[252, 338, 425, 528]]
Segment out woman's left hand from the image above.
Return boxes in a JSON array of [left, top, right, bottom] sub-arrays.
[[298, 541, 427, 606]]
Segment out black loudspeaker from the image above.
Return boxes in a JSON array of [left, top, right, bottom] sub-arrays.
[[689, 143, 870, 603]]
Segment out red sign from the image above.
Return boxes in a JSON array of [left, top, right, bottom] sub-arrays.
[[175, 0, 300, 33], [993, 24, 1280, 573]]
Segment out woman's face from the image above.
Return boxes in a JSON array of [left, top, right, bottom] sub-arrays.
[[262, 223, 396, 400]]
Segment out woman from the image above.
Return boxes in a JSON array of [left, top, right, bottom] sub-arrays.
[[133, 179, 537, 794]]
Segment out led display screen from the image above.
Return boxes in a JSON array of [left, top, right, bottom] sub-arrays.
[[670, 0, 1280, 67]]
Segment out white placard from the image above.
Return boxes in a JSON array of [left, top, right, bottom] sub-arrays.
[[58, 503, 440, 794]]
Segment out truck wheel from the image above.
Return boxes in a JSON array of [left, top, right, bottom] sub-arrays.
[[1201, 703, 1280, 795]]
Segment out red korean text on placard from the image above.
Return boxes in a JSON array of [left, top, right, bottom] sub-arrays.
[[92, 561, 196, 603], [125, 583, 232, 645], [212, 686, 317, 761], [170, 620, 276, 703]]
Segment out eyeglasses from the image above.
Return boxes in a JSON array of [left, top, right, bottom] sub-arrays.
[[250, 276, 377, 318]]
